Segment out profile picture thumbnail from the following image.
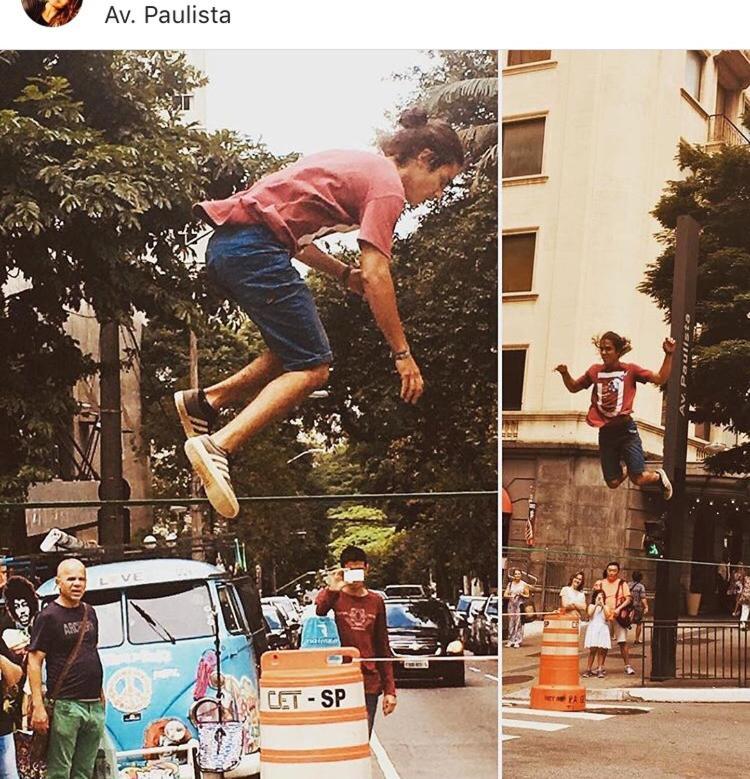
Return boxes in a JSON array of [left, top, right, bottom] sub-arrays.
[[23, 0, 83, 27]]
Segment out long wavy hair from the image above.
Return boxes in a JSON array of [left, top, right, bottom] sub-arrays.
[[24, 0, 83, 26]]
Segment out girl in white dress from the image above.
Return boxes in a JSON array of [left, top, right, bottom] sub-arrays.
[[583, 588, 612, 678]]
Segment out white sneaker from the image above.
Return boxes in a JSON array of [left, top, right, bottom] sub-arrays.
[[625, 664, 635, 675], [184, 435, 239, 518], [656, 468, 673, 500]]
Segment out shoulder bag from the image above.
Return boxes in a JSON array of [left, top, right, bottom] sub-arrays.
[[16, 604, 91, 776], [614, 580, 634, 629]]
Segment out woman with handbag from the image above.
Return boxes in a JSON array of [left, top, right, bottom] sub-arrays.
[[504, 570, 530, 648]]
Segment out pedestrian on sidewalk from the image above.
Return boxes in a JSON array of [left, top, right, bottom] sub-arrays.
[[595, 562, 636, 675], [734, 567, 750, 630], [315, 546, 396, 737], [554, 332, 674, 498], [177, 108, 465, 518], [583, 589, 611, 678], [0, 638, 23, 779], [629, 570, 648, 645], [728, 566, 743, 615], [559, 571, 587, 622], [27, 559, 105, 779], [504, 569, 530, 648]]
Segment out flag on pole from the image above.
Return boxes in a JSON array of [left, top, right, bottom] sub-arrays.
[[525, 486, 536, 547]]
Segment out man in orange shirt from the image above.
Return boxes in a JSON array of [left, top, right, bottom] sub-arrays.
[[594, 561, 635, 675]]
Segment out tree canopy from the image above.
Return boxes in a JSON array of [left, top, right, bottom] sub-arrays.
[[640, 139, 750, 474], [0, 50, 287, 499]]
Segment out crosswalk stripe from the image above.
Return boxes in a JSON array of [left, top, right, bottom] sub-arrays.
[[502, 706, 612, 721], [502, 718, 569, 732]]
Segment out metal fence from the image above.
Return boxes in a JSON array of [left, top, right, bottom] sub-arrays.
[[708, 114, 750, 146], [640, 621, 749, 687]]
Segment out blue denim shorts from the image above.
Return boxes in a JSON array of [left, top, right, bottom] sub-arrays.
[[598, 418, 646, 483], [206, 225, 333, 371]]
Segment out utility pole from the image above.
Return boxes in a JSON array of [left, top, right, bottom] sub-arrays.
[[651, 215, 700, 680], [98, 321, 128, 545], [189, 329, 208, 558]]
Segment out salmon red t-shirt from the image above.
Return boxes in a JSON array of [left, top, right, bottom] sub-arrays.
[[194, 149, 406, 259], [576, 362, 653, 428], [315, 588, 396, 696], [596, 578, 631, 614]]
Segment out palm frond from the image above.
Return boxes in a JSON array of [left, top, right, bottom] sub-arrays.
[[425, 78, 498, 112]]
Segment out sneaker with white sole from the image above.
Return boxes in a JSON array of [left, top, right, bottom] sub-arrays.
[[184, 434, 239, 518], [174, 389, 219, 438], [656, 468, 673, 500], [624, 664, 635, 675]]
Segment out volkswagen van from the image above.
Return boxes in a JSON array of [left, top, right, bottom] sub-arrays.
[[38, 558, 262, 778]]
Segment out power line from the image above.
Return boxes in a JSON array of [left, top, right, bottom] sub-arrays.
[[1, 489, 497, 511]]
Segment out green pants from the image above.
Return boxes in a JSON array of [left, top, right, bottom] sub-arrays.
[[47, 699, 106, 779]]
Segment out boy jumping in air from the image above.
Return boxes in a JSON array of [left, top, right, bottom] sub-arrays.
[[555, 331, 675, 499]]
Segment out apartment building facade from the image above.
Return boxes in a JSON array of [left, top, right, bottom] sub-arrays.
[[502, 50, 750, 608]]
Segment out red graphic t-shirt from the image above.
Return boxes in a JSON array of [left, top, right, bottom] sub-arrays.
[[315, 588, 396, 696], [576, 362, 653, 428], [194, 149, 406, 259]]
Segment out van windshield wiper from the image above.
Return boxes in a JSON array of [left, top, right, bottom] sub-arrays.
[[129, 602, 176, 644]]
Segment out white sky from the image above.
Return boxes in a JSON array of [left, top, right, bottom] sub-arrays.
[[199, 50, 433, 156]]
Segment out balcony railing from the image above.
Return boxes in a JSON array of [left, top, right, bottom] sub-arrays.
[[708, 114, 750, 146]]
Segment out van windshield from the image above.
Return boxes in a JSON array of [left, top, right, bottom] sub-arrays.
[[126, 581, 213, 644], [84, 591, 123, 649]]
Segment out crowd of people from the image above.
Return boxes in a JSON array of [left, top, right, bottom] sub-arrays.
[[504, 561, 649, 677], [505, 559, 750, 679]]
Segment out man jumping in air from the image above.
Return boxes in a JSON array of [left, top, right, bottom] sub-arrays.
[[555, 331, 675, 499], [175, 108, 464, 517]]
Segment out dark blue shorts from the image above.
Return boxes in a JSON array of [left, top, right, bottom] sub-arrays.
[[598, 418, 646, 483], [206, 225, 333, 372]]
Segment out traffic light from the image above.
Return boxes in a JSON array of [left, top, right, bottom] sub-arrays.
[[643, 517, 666, 558]]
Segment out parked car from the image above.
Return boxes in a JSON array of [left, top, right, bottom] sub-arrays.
[[262, 603, 296, 650], [385, 598, 465, 686], [471, 595, 499, 655], [454, 595, 487, 646], [384, 584, 428, 599], [262, 596, 301, 646]]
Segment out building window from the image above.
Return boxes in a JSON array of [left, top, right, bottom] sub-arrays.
[[507, 51, 551, 67], [694, 421, 711, 441], [502, 349, 526, 410], [503, 232, 536, 292], [684, 51, 705, 101], [172, 94, 193, 112], [502, 118, 545, 178]]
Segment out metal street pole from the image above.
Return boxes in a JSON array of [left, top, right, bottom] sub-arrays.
[[189, 329, 209, 558], [98, 321, 128, 545], [651, 215, 700, 680]]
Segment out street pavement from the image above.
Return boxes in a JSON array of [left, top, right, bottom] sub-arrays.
[[503, 619, 750, 776], [503, 701, 750, 778], [370, 657, 498, 778]]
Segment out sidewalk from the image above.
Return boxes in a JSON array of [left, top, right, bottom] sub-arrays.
[[502, 619, 750, 704]]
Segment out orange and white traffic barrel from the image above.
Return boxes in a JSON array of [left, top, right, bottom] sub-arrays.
[[530, 610, 585, 711], [259, 647, 371, 778]]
